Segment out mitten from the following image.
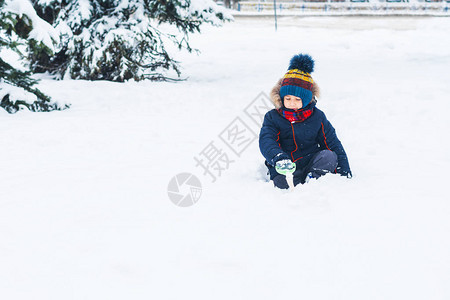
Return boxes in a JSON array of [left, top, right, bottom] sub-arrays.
[[275, 159, 296, 175]]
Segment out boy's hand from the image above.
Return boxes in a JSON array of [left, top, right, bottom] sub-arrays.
[[275, 159, 296, 175]]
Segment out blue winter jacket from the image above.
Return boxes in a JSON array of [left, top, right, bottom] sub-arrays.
[[259, 103, 351, 179]]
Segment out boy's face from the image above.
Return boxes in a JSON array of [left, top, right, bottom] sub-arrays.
[[283, 95, 303, 110]]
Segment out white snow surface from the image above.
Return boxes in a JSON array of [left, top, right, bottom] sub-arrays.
[[1, 16, 450, 299]]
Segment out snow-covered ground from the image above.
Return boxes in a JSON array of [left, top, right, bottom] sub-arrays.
[[1, 16, 450, 299]]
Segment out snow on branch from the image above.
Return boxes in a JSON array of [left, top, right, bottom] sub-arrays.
[[4, 0, 59, 52]]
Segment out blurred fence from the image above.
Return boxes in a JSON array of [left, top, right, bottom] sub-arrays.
[[234, 0, 450, 14]]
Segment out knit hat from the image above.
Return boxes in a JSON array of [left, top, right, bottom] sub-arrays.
[[279, 54, 315, 108]]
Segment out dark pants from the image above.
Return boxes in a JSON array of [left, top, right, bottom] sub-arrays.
[[272, 150, 338, 189]]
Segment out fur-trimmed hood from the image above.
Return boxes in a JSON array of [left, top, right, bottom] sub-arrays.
[[270, 78, 321, 109]]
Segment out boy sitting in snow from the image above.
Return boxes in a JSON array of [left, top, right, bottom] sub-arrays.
[[259, 53, 352, 189]]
